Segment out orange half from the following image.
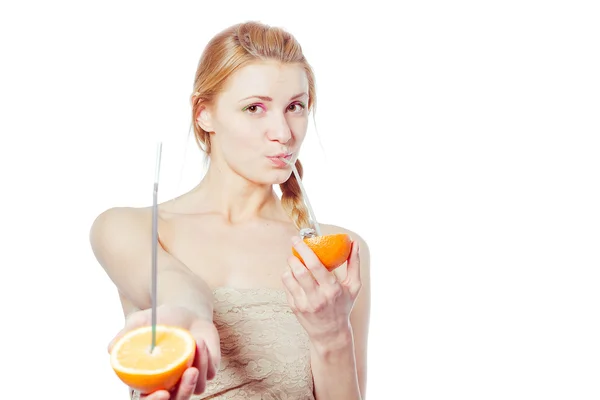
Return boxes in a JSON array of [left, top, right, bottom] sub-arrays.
[[110, 325, 196, 394], [293, 233, 352, 271]]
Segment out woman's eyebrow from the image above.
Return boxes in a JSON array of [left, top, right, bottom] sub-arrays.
[[238, 92, 308, 102]]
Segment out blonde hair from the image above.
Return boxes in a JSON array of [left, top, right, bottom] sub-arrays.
[[190, 21, 315, 230]]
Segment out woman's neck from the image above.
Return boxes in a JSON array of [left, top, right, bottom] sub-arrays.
[[187, 166, 284, 224]]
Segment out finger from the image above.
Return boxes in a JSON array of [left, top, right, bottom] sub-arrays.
[[344, 240, 362, 291], [188, 321, 221, 379], [140, 390, 170, 400], [282, 269, 305, 302], [288, 254, 318, 293], [283, 286, 296, 309], [205, 341, 219, 381], [172, 368, 199, 400], [194, 341, 209, 394], [291, 236, 333, 286]]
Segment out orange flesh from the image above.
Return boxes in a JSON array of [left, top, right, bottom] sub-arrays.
[[114, 330, 189, 372]]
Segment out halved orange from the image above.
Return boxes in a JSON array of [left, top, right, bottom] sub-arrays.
[[109, 325, 196, 394], [293, 233, 352, 271]]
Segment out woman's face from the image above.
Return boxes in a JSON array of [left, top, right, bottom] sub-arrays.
[[199, 60, 310, 185]]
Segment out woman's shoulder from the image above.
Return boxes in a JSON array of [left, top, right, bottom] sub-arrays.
[[91, 206, 151, 230], [92, 197, 182, 230], [89, 206, 158, 251], [319, 223, 369, 249]]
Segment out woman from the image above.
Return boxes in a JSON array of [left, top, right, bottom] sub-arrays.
[[90, 21, 370, 400]]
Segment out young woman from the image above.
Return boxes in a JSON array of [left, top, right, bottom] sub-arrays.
[[91, 20, 370, 400]]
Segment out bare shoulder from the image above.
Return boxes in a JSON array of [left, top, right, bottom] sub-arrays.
[[89, 206, 156, 307], [89, 206, 151, 249], [90, 205, 150, 228]]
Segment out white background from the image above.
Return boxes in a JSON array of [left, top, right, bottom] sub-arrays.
[[1, 1, 599, 399]]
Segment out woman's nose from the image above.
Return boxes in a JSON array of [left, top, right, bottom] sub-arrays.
[[268, 115, 292, 143]]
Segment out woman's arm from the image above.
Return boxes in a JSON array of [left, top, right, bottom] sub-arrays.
[[91, 206, 221, 398], [283, 227, 371, 400], [89, 206, 215, 320], [310, 326, 362, 399], [311, 234, 371, 400]]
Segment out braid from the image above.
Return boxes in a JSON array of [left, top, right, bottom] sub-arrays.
[[280, 159, 311, 230]]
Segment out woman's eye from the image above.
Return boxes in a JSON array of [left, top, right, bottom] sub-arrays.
[[288, 102, 306, 112], [243, 104, 264, 114]]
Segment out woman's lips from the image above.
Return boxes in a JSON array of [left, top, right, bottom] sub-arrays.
[[267, 154, 292, 167]]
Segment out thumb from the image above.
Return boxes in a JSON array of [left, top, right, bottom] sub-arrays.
[[344, 240, 361, 287], [107, 310, 150, 354]]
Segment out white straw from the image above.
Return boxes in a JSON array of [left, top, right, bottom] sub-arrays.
[[287, 159, 322, 236], [151, 142, 162, 353], [154, 142, 163, 184]]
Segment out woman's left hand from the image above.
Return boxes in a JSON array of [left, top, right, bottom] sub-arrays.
[[282, 235, 362, 348]]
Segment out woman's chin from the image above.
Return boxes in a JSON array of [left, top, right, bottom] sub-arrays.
[[263, 169, 293, 186]]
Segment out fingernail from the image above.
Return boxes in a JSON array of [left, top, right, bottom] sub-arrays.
[[188, 370, 199, 384], [291, 236, 301, 244]]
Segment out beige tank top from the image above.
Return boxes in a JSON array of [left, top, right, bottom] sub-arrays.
[[193, 287, 315, 399]]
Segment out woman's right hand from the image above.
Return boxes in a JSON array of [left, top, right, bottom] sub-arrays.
[[108, 305, 221, 400]]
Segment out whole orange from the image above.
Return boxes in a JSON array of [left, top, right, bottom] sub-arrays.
[[292, 233, 352, 271]]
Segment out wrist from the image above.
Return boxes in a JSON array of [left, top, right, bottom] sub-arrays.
[[155, 268, 215, 322], [310, 326, 354, 362], [156, 302, 214, 323]]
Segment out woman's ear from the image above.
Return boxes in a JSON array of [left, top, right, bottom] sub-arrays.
[[196, 106, 213, 132]]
